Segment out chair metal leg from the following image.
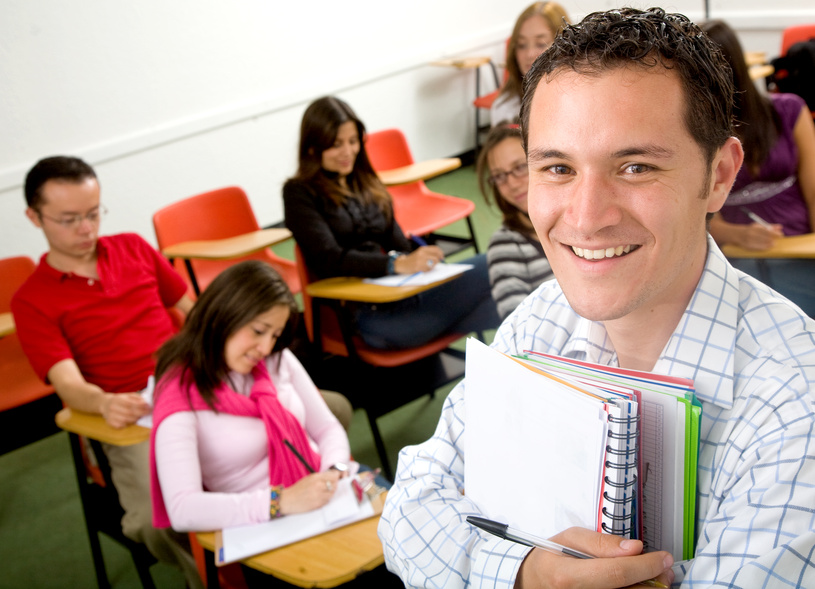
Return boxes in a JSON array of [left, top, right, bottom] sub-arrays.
[[67, 433, 112, 589], [465, 216, 480, 254], [365, 410, 393, 482]]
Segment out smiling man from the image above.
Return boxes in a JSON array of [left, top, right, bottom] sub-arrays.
[[379, 8, 815, 588]]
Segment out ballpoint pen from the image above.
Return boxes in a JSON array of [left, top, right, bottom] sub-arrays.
[[739, 206, 774, 230], [284, 439, 315, 473], [466, 516, 668, 588]]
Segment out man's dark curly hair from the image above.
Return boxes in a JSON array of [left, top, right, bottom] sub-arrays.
[[519, 7, 735, 164]]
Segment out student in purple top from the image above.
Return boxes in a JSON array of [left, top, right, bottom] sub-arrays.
[[703, 20, 815, 316]]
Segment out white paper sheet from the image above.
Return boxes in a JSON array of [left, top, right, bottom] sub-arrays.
[[362, 262, 472, 287], [218, 477, 375, 565], [464, 338, 609, 539]]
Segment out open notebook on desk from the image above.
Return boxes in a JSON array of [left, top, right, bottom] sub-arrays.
[[362, 262, 472, 287], [464, 339, 699, 562], [215, 476, 382, 565]]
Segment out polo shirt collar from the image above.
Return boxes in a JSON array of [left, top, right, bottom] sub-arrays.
[[39, 236, 108, 282]]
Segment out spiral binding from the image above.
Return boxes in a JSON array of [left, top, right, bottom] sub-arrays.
[[603, 490, 635, 505], [602, 408, 639, 538], [601, 522, 633, 535]]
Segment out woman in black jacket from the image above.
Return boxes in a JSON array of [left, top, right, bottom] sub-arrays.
[[283, 96, 499, 349]]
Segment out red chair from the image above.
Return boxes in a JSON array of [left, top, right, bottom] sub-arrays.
[[153, 186, 299, 296], [781, 24, 815, 56], [0, 256, 62, 454], [366, 129, 479, 255], [295, 246, 465, 479]]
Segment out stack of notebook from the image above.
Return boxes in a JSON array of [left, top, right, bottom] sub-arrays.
[[464, 338, 700, 561]]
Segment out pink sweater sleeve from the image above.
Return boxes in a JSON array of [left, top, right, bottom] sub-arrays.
[[154, 412, 271, 532]]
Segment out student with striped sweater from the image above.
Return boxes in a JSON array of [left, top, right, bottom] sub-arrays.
[[477, 124, 554, 319]]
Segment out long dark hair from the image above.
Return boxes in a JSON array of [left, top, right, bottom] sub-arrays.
[[291, 96, 391, 214], [154, 261, 298, 410], [700, 19, 780, 175], [477, 124, 534, 237]]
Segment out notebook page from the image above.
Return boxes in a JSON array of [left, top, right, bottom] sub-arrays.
[[464, 339, 608, 539]]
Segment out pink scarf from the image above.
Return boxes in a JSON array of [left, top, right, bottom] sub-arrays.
[[150, 361, 321, 528]]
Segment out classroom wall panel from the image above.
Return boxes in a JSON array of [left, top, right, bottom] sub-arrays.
[[2, 0, 813, 260]]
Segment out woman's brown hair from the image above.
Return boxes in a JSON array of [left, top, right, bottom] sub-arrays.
[[292, 96, 392, 214], [700, 20, 780, 175], [476, 124, 534, 237], [154, 261, 298, 410], [499, 2, 571, 107]]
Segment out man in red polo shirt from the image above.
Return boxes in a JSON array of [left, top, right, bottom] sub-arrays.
[[11, 156, 202, 588]]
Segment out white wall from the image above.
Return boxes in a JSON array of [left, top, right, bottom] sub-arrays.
[[2, 0, 813, 260]]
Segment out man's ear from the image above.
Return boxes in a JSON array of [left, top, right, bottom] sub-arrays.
[[25, 207, 43, 228], [707, 137, 744, 213]]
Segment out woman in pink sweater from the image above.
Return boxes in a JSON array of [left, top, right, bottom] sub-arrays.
[[149, 260, 351, 534]]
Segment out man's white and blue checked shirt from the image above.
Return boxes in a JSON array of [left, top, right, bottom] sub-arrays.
[[379, 237, 815, 588]]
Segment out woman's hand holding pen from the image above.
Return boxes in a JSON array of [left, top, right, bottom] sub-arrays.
[[731, 222, 784, 251], [514, 528, 673, 589], [278, 470, 342, 515], [393, 245, 444, 274]]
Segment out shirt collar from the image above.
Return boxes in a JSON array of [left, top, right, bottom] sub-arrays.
[[567, 236, 737, 410]]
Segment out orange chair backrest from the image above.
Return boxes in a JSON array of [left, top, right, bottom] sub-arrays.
[[0, 256, 36, 313], [294, 246, 349, 358], [0, 255, 56, 412], [366, 128, 414, 172], [153, 186, 299, 294], [781, 24, 815, 56]]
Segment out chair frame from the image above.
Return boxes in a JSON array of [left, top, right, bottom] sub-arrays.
[[295, 247, 466, 479], [65, 433, 157, 589]]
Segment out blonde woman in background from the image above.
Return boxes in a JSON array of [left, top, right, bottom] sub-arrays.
[[491, 1, 571, 126]]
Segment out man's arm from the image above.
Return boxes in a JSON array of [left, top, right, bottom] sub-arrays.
[[47, 359, 149, 428], [173, 293, 194, 316]]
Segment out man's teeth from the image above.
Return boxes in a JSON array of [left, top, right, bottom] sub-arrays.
[[572, 245, 632, 259]]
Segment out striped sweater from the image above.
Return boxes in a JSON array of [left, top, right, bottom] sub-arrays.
[[486, 226, 554, 319]]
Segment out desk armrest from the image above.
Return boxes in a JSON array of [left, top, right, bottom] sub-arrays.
[[306, 276, 458, 304], [720, 232, 815, 259], [55, 407, 150, 446], [377, 158, 462, 187], [0, 312, 15, 337]]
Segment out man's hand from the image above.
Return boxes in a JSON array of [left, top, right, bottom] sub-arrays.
[[515, 527, 673, 589], [100, 392, 150, 429]]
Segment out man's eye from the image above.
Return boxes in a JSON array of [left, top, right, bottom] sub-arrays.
[[624, 163, 651, 174], [549, 165, 572, 175]]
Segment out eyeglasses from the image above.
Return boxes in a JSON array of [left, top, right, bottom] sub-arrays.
[[37, 205, 108, 230], [487, 163, 529, 187]]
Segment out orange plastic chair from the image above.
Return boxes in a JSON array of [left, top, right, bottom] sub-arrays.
[[153, 186, 299, 296], [781, 23, 815, 56], [365, 129, 479, 255], [295, 246, 465, 479], [0, 256, 63, 454]]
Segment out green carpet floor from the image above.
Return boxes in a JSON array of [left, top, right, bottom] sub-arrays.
[[0, 162, 502, 588]]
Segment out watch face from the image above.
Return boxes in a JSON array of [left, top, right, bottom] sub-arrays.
[[331, 462, 349, 472]]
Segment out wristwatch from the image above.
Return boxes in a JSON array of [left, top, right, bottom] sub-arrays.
[[387, 250, 403, 275], [329, 462, 349, 473]]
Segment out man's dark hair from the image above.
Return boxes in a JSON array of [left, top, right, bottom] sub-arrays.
[[520, 7, 735, 164], [24, 156, 97, 209]]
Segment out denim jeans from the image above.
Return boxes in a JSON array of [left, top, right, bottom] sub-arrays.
[[353, 254, 501, 349]]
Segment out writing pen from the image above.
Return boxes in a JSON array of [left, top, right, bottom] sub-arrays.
[[284, 439, 315, 473], [466, 516, 667, 588], [739, 206, 774, 229], [411, 235, 428, 247]]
